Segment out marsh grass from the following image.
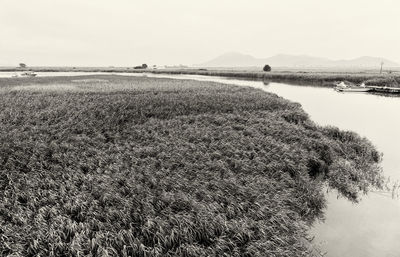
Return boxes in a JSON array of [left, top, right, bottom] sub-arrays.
[[130, 69, 400, 88], [0, 75, 383, 256]]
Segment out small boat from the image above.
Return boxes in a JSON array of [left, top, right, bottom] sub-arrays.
[[334, 82, 371, 92], [20, 71, 37, 77], [12, 71, 37, 78]]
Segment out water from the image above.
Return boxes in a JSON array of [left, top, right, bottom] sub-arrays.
[[258, 83, 400, 257], [1, 71, 399, 256], [0, 71, 115, 77]]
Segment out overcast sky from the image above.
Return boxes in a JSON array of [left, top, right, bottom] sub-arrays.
[[1, 0, 399, 66]]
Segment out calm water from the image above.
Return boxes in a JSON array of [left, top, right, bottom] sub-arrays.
[[0, 71, 115, 77], [1, 71, 399, 256]]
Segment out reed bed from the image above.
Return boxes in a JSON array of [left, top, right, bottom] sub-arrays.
[[135, 69, 400, 87], [0, 75, 383, 256]]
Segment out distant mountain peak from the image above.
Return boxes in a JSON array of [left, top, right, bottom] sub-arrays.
[[199, 52, 399, 68], [221, 51, 252, 56], [201, 52, 258, 67]]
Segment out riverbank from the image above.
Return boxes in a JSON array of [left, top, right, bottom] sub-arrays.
[[0, 75, 383, 256], [2, 66, 400, 87], [135, 69, 400, 88]]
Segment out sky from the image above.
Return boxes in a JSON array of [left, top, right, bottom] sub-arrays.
[[1, 0, 400, 66]]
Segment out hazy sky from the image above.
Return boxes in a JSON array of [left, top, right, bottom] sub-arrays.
[[1, 0, 399, 66]]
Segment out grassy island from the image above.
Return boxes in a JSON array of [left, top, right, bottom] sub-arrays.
[[0, 76, 383, 256]]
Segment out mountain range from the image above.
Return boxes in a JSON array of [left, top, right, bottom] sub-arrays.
[[199, 52, 399, 68]]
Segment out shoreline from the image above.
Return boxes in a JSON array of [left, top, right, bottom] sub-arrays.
[[2, 67, 400, 87]]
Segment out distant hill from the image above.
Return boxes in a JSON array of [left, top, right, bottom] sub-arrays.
[[199, 52, 399, 68], [332, 56, 398, 67], [200, 52, 259, 67]]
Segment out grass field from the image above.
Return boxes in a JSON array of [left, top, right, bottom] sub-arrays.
[[0, 75, 383, 256]]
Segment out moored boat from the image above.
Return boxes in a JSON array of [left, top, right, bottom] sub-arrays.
[[11, 71, 38, 78], [334, 81, 371, 92], [20, 71, 37, 77]]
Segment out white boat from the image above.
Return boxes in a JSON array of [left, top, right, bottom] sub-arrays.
[[20, 71, 37, 77], [11, 71, 37, 78], [334, 82, 371, 92]]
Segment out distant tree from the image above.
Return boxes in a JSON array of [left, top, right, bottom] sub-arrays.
[[263, 65, 271, 72], [19, 63, 27, 68], [134, 64, 148, 69]]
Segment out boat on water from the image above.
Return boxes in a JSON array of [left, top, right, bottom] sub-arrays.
[[334, 81, 371, 92], [21, 71, 37, 77], [12, 71, 37, 78]]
